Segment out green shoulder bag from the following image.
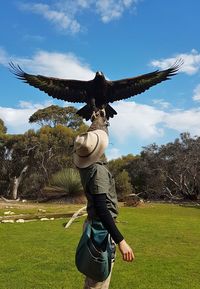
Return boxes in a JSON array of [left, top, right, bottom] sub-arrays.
[[75, 220, 112, 282]]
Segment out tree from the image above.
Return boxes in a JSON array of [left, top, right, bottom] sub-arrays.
[[0, 134, 10, 195], [115, 169, 133, 200], [0, 133, 30, 199], [20, 125, 77, 199], [108, 154, 135, 199], [0, 104, 89, 200], [108, 154, 135, 178], [158, 133, 200, 201], [125, 133, 200, 201], [0, 118, 7, 134], [0, 124, 78, 199], [29, 105, 86, 131]]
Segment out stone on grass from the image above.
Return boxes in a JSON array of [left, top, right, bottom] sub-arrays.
[[40, 218, 49, 221], [4, 211, 15, 215], [16, 219, 25, 223], [2, 220, 14, 223]]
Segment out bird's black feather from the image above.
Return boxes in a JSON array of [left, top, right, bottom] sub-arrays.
[[9, 60, 183, 120]]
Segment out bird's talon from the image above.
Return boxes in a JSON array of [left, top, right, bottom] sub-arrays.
[[99, 108, 106, 118], [91, 111, 99, 121]]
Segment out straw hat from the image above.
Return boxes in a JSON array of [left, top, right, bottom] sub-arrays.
[[73, 129, 109, 168]]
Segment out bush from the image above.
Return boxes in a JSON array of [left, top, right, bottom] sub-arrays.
[[49, 168, 83, 196], [115, 169, 133, 201]]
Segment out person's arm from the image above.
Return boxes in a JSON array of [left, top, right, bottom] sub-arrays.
[[92, 193, 124, 244], [93, 193, 135, 262]]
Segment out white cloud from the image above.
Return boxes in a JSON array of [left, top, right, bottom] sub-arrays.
[[164, 108, 200, 135], [1, 99, 200, 156], [0, 98, 82, 134], [0, 100, 53, 134], [96, 0, 137, 23], [0, 47, 95, 80], [18, 0, 140, 33], [20, 3, 81, 34], [18, 99, 53, 109], [152, 99, 170, 109], [109, 101, 200, 143], [110, 101, 166, 141], [0, 47, 9, 65], [106, 147, 121, 160], [192, 84, 200, 102], [76, 0, 93, 8], [151, 49, 200, 75]]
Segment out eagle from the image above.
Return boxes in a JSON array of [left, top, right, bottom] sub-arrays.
[[9, 61, 182, 121]]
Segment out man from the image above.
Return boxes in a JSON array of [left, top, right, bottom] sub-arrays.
[[73, 122, 135, 289]]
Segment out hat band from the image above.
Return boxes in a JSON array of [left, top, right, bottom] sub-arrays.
[[76, 132, 99, 158]]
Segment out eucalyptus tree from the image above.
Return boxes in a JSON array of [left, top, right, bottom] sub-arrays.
[[29, 105, 86, 131]]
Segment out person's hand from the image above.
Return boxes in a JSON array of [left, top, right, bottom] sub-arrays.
[[118, 239, 135, 262]]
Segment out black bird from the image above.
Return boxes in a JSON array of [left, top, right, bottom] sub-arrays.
[[9, 61, 182, 120]]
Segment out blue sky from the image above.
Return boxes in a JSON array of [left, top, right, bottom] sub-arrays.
[[1, 0, 200, 159]]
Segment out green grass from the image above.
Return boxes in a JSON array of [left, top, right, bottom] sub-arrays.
[[0, 203, 200, 289]]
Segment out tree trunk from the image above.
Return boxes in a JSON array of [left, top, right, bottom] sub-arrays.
[[11, 165, 28, 200]]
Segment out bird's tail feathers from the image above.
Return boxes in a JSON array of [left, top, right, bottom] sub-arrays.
[[76, 105, 92, 121], [105, 104, 117, 119]]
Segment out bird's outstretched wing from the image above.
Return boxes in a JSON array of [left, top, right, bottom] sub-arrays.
[[9, 62, 88, 103], [108, 60, 183, 103]]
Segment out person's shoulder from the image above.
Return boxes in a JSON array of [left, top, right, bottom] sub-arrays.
[[84, 162, 109, 177], [95, 162, 110, 176], [79, 163, 96, 173], [95, 161, 106, 169]]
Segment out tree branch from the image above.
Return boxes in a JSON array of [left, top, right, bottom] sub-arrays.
[[65, 206, 87, 229]]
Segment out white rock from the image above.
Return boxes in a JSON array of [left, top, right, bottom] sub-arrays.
[[40, 218, 49, 221], [22, 199, 27, 203], [4, 211, 13, 215], [2, 220, 14, 223], [16, 219, 25, 223], [50, 218, 55, 220]]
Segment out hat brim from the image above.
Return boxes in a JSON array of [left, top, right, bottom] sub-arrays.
[[73, 130, 109, 168]]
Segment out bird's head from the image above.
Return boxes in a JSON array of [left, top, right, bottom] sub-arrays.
[[95, 71, 105, 79]]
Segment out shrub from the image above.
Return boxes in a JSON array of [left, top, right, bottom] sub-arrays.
[[115, 169, 133, 201], [49, 168, 83, 196]]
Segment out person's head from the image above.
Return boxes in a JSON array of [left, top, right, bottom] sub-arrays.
[[73, 129, 109, 169]]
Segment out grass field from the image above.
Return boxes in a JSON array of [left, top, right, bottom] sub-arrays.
[[0, 203, 200, 289]]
